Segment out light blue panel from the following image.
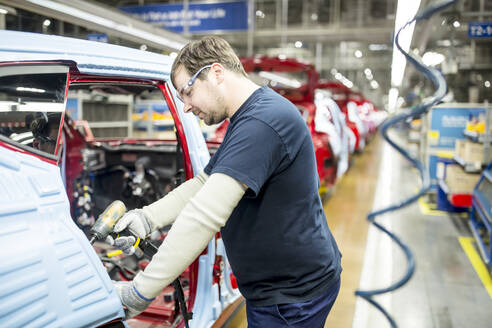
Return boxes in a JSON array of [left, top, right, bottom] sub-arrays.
[[190, 240, 216, 328], [0, 30, 176, 81], [0, 146, 124, 328]]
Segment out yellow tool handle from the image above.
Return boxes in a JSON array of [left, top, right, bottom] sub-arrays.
[[107, 237, 141, 258]]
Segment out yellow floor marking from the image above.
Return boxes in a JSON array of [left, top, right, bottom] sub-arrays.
[[459, 236, 492, 299], [418, 196, 448, 216]]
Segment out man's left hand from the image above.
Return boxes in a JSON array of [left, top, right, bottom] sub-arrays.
[[113, 281, 154, 320]]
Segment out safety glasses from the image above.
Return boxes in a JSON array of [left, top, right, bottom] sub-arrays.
[[176, 64, 213, 102]]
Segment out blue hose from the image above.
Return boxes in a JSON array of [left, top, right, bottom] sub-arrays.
[[354, 1, 458, 327]]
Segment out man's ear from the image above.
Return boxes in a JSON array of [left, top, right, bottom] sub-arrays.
[[211, 63, 225, 85]]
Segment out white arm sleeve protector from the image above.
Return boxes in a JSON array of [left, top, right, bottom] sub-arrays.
[[133, 173, 246, 298], [141, 171, 209, 230]]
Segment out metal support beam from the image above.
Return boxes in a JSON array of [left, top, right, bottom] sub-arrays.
[[276, 0, 281, 30], [0, 3, 16, 30], [357, 0, 364, 27], [281, 0, 288, 46], [315, 42, 322, 72], [332, 0, 341, 27], [183, 0, 189, 37], [247, 0, 254, 56]]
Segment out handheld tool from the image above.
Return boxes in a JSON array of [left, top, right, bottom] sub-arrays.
[[89, 200, 192, 328], [89, 200, 127, 244]]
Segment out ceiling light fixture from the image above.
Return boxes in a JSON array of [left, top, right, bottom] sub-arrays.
[[422, 52, 445, 66], [369, 44, 389, 51]]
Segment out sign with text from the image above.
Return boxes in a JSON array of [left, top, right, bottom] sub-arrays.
[[120, 0, 249, 33], [468, 22, 492, 38], [87, 33, 108, 43]]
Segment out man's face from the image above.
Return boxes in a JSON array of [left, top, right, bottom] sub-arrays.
[[33, 125, 58, 154], [174, 64, 228, 126]]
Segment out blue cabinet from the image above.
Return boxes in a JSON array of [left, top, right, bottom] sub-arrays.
[[470, 165, 492, 267]]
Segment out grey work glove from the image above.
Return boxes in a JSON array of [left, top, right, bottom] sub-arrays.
[[113, 280, 154, 319], [109, 209, 153, 255]]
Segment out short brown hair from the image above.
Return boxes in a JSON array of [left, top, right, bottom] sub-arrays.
[[170, 36, 247, 88]]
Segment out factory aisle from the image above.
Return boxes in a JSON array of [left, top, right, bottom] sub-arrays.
[[323, 135, 383, 327], [224, 136, 384, 328], [346, 132, 492, 328]]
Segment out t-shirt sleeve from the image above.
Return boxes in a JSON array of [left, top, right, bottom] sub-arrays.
[[206, 118, 287, 197]]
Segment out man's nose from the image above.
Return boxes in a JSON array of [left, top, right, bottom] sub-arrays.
[[183, 102, 193, 113]]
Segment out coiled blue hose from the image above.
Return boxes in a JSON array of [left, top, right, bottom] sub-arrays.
[[354, 1, 458, 327]]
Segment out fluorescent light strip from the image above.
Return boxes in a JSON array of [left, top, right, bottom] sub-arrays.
[[27, 0, 185, 50], [390, 0, 421, 87], [16, 87, 46, 93]]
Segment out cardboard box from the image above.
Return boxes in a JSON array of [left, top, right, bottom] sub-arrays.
[[462, 140, 492, 165], [445, 164, 481, 194], [454, 139, 466, 159]]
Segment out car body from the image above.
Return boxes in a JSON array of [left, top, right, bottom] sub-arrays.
[[0, 30, 240, 328], [318, 81, 368, 151], [314, 89, 352, 178]]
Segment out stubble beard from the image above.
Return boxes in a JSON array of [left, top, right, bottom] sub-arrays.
[[203, 90, 228, 125]]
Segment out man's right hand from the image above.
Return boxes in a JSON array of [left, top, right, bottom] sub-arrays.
[[108, 209, 153, 255]]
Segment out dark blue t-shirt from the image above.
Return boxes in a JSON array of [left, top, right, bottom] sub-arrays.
[[204, 86, 342, 306]]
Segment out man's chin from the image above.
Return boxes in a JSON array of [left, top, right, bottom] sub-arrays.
[[204, 117, 224, 126]]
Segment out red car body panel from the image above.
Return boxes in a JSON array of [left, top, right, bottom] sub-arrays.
[[233, 57, 338, 192], [317, 81, 365, 151]]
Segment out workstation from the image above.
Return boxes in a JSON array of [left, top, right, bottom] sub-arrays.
[[0, 1, 491, 327]]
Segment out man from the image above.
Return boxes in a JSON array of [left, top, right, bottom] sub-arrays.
[[113, 36, 342, 327], [26, 111, 60, 154]]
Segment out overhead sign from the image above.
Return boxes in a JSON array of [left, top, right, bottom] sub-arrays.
[[87, 33, 109, 43], [468, 22, 492, 38], [120, 0, 249, 33]]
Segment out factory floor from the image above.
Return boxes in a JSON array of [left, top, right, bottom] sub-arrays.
[[225, 134, 492, 328]]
